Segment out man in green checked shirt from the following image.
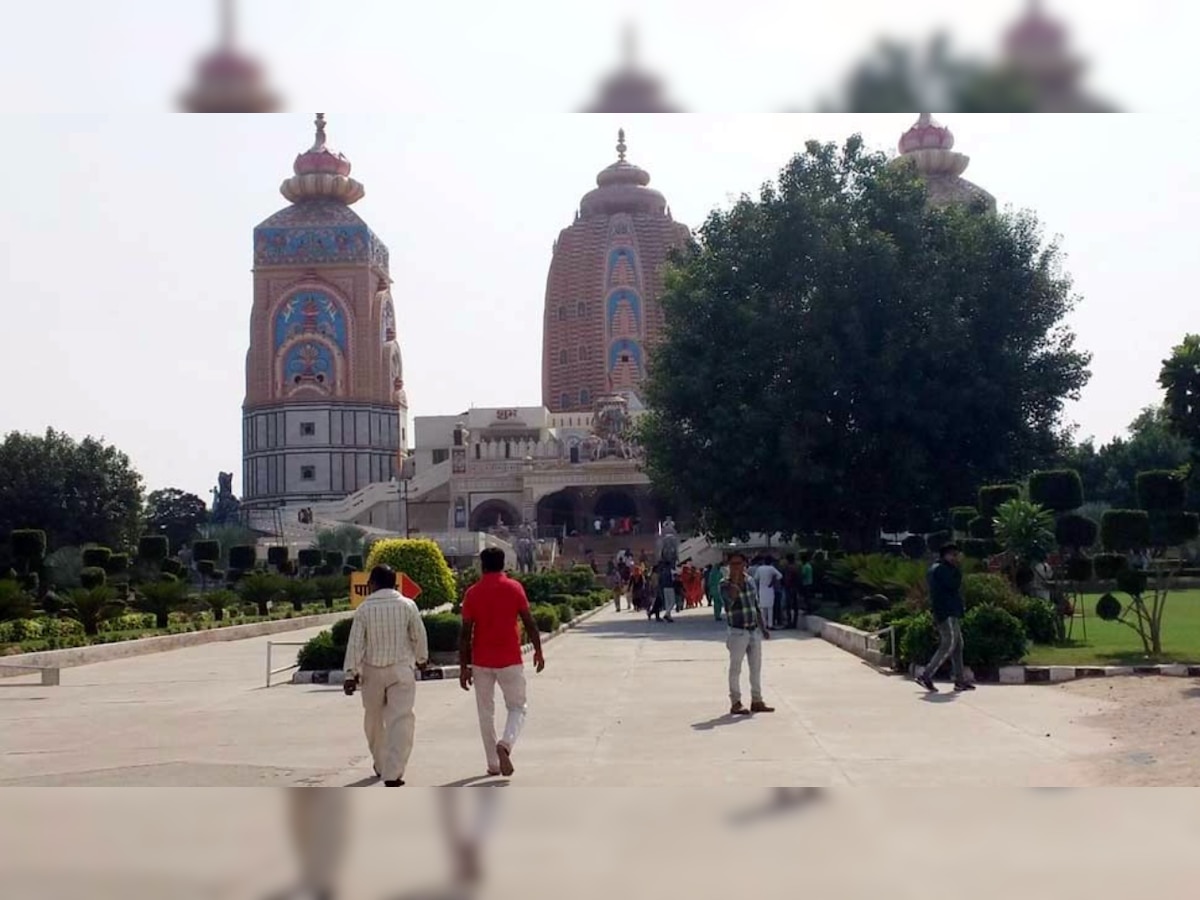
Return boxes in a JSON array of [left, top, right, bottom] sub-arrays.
[[720, 549, 775, 716]]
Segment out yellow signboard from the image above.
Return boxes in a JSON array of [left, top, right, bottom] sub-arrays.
[[350, 572, 371, 608]]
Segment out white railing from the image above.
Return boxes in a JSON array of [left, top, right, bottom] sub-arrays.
[[265, 640, 308, 688]]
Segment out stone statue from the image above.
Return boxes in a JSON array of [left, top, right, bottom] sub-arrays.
[[210, 471, 242, 526], [514, 521, 537, 574], [589, 394, 637, 461], [658, 517, 679, 567]]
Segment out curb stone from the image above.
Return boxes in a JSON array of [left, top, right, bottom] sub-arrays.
[[291, 600, 611, 686], [803, 615, 1200, 685]]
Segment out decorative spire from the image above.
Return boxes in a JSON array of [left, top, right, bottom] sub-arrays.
[[281, 113, 365, 205], [313, 113, 328, 150], [178, 0, 280, 112], [621, 22, 638, 70], [219, 0, 235, 48], [617, 128, 627, 162]]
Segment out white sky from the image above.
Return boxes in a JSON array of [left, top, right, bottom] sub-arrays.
[[2, 113, 1195, 503]]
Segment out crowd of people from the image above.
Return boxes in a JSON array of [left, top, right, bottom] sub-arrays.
[[604, 551, 817, 629]]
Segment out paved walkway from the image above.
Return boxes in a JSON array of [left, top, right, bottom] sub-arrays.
[[0, 606, 1119, 786]]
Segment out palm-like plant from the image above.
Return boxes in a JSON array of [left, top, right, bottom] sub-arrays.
[[65, 586, 126, 636], [135, 580, 189, 629], [237, 572, 287, 617], [204, 589, 238, 622], [994, 499, 1056, 567], [0, 579, 35, 622]]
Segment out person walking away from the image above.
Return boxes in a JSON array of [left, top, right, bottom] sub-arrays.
[[459, 548, 546, 777], [800, 553, 815, 616], [720, 550, 774, 715], [754, 556, 783, 630], [707, 561, 726, 622], [608, 560, 624, 611], [782, 553, 801, 629], [915, 543, 974, 693], [342, 565, 429, 786]]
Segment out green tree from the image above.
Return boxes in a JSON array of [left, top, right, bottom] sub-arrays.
[[1159, 334, 1200, 478], [0, 429, 144, 551], [640, 136, 1090, 547], [144, 488, 209, 553], [365, 539, 455, 611], [315, 524, 367, 558], [64, 586, 126, 636]]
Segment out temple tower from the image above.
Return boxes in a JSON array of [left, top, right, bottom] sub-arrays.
[[541, 129, 691, 412], [893, 113, 997, 212], [179, 0, 280, 113], [242, 114, 407, 510]]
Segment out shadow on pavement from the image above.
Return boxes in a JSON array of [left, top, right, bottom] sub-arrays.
[[919, 693, 959, 704], [691, 713, 756, 731], [439, 774, 510, 787], [576, 609, 820, 644]]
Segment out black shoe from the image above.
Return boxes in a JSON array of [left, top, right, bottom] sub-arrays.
[[384, 779, 405, 787], [916, 673, 938, 693], [954, 682, 976, 692]]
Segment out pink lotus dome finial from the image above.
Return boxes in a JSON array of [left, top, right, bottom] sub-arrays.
[[898, 112, 955, 155]]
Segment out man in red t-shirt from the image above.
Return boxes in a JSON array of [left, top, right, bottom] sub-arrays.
[[459, 548, 545, 777]]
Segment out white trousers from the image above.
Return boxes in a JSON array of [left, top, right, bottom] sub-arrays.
[[727, 628, 764, 705], [758, 602, 774, 629], [360, 663, 416, 782], [473, 665, 528, 771]]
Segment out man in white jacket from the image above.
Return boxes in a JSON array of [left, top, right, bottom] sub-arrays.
[[342, 565, 429, 786]]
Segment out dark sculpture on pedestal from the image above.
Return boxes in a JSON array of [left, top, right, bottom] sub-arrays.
[[210, 471, 243, 525]]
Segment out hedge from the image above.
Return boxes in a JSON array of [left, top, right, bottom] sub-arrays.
[[1028, 470, 1084, 513], [1100, 510, 1150, 552], [424, 612, 462, 654], [324, 551, 345, 570], [229, 545, 257, 571], [925, 531, 952, 553], [192, 540, 220, 564], [898, 605, 1027, 674], [105, 553, 130, 576], [82, 547, 112, 570], [1065, 556, 1094, 582], [298, 549, 323, 569], [901, 535, 927, 559], [1093, 553, 1128, 580], [967, 516, 995, 540], [1055, 513, 1099, 551], [267, 546, 289, 569], [1136, 470, 1187, 513], [346, 554, 364, 571], [979, 485, 1022, 519], [138, 535, 169, 563], [80, 567, 107, 590], [1150, 512, 1200, 548], [555, 602, 576, 626], [365, 539, 456, 611], [530, 604, 560, 633], [949, 507, 978, 533], [10, 530, 47, 567]]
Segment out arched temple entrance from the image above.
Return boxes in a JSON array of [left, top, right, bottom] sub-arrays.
[[593, 489, 638, 522], [469, 499, 522, 533], [536, 489, 582, 537]]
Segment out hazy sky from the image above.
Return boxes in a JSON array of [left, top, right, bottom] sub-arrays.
[[2, 113, 1196, 502]]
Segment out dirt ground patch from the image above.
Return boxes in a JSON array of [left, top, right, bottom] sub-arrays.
[[1058, 676, 1200, 785]]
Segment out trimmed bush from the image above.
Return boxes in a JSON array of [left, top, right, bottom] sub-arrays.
[[1028, 470, 1084, 513], [968, 516, 995, 540], [961, 539, 992, 560], [423, 612, 462, 654], [137, 535, 169, 563], [192, 540, 220, 564], [1093, 553, 1127, 580], [82, 547, 113, 570], [330, 616, 355, 646], [820, 534, 841, 552], [566, 565, 597, 595], [1115, 568, 1149, 597], [950, 507, 978, 533], [556, 602, 576, 625], [197, 559, 216, 577], [1101, 510, 1151, 552], [346, 554, 364, 571], [979, 485, 1021, 519], [1056, 513, 1099, 551], [1065, 556, 1094, 583], [1136, 470, 1187, 513], [229, 545, 257, 571], [961, 605, 1027, 671], [0, 580, 35, 622], [963, 573, 1019, 612], [1014, 597, 1059, 645], [925, 531, 952, 553], [11, 529, 47, 568], [365, 539, 456, 611], [267, 546, 289, 569], [324, 551, 345, 570], [530, 604, 560, 633], [298, 549, 323, 569], [79, 567, 107, 590], [161, 558, 184, 577], [901, 535, 927, 559], [1153, 512, 1200, 548], [105, 552, 130, 576], [297, 632, 343, 671], [1096, 593, 1122, 621], [906, 508, 937, 535]]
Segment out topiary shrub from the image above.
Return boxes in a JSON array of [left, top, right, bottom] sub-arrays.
[[925, 531, 952, 553], [229, 545, 257, 571], [950, 507, 978, 534], [1014, 597, 1059, 645], [193, 540, 220, 564], [1065, 556, 1094, 583], [1028, 470, 1084, 513], [197, 559, 216, 577], [1096, 593, 1122, 621], [968, 516, 995, 540], [1056, 513, 1099, 551], [161, 558, 184, 577], [566, 565, 597, 595], [906, 508, 937, 535], [82, 547, 113, 570], [897, 612, 939, 670], [298, 548, 323, 570], [324, 551, 345, 571], [530, 604, 560, 633], [1093, 553, 1127, 580], [820, 534, 841, 552], [365, 539, 456, 611], [330, 616, 354, 647], [961, 604, 1027, 672], [346, 555, 364, 571], [0, 579, 35, 622], [961, 539, 992, 560], [899, 535, 926, 560], [105, 553, 129, 576], [1136, 470, 1187, 513], [79, 567, 107, 590], [1153, 512, 1200, 548], [979, 485, 1022, 519], [556, 602, 576, 626], [1116, 568, 1149, 597], [963, 573, 1020, 613], [1101, 510, 1151, 552], [423, 612, 462, 654], [267, 546, 289, 569], [297, 631, 344, 671], [137, 535, 169, 564]]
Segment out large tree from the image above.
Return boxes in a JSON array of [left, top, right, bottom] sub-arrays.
[[144, 488, 209, 553], [0, 428, 144, 551], [1159, 333, 1200, 478], [640, 136, 1091, 547]]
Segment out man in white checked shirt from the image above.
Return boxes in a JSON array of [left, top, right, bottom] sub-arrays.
[[342, 565, 429, 786]]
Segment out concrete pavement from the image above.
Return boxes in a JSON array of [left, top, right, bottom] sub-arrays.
[[0, 605, 1119, 786]]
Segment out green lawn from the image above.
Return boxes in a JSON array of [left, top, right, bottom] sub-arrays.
[[1024, 589, 1200, 666]]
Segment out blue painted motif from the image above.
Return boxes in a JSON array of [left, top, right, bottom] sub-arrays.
[[606, 289, 642, 337], [608, 339, 643, 372], [606, 247, 638, 287], [255, 225, 371, 266], [283, 341, 335, 389], [274, 291, 347, 352]]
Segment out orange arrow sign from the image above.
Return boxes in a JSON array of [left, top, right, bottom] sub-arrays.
[[399, 573, 423, 601]]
